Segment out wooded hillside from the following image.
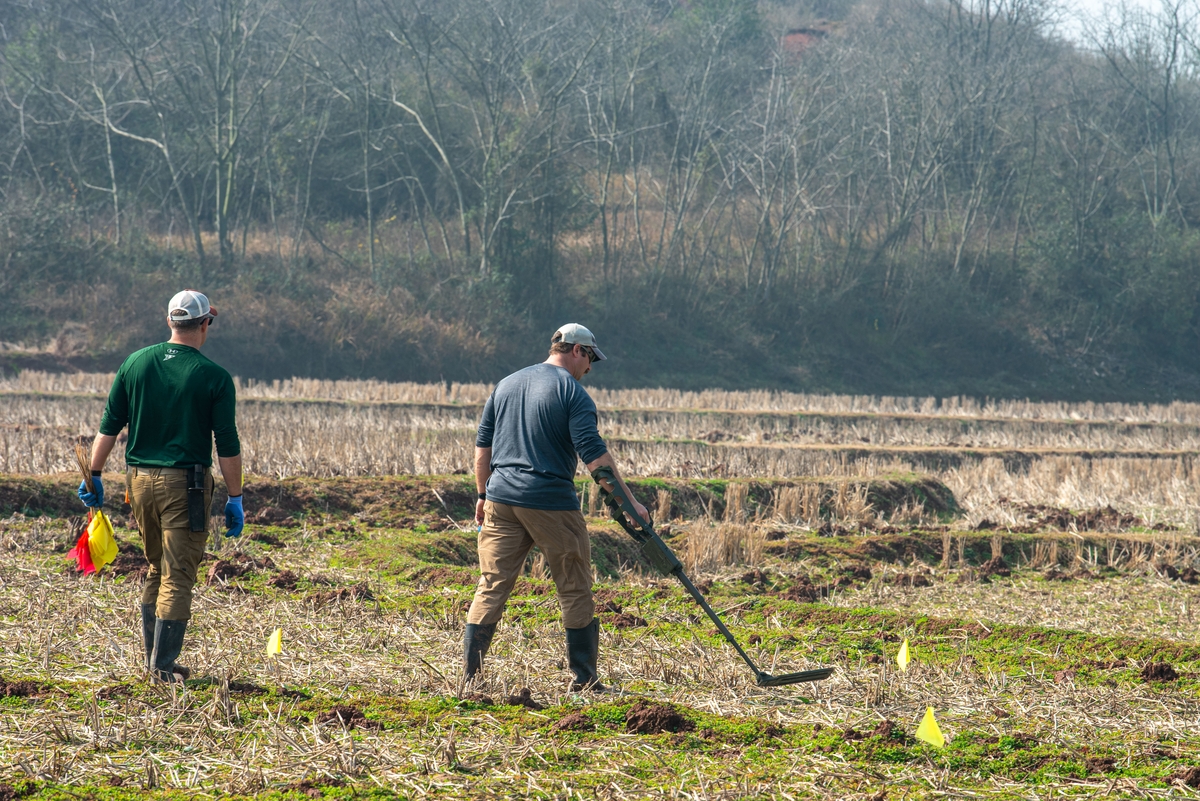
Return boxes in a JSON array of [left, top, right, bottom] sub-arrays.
[[2, 0, 1199, 399]]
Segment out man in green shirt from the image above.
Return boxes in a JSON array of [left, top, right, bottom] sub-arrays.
[[79, 290, 246, 682]]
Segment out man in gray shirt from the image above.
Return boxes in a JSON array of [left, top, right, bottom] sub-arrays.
[[466, 324, 646, 690]]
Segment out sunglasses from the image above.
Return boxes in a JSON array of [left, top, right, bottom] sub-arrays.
[[582, 346, 598, 363]]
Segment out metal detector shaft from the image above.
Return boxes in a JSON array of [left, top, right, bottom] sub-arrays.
[[590, 467, 833, 687]]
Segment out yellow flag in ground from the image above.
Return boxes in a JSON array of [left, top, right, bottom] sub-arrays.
[[87, 510, 118, 572], [896, 638, 910, 672], [266, 628, 283, 657], [915, 706, 945, 747]]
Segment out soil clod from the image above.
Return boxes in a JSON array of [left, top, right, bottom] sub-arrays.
[[1174, 767, 1200, 788], [315, 705, 376, 729], [504, 687, 544, 710], [625, 700, 695, 735], [0, 678, 45, 698], [870, 720, 898, 739], [460, 693, 494, 705], [550, 712, 594, 733], [269, 570, 300, 590], [1085, 756, 1116, 774], [978, 557, 1011, 578], [1141, 662, 1178, 682], [227, 681, 268, 694]]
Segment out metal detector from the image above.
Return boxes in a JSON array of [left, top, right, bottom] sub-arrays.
[[591, 467, 834, 687]]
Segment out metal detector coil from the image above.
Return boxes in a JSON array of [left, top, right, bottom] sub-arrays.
[[590, 467, 834, 687]]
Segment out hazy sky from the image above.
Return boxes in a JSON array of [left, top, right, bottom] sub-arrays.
[[1062, 0, 1168, 42]]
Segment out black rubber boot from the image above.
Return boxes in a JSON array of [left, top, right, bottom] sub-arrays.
[[463, 623, 497, 681], [150, 619, 190, 683], [140, 604, 156, 669], [566, 618, 605, 691]]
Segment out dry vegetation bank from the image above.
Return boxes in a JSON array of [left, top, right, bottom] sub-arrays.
[[5, 376, 1200, 529], [11, 371, 1200, 422]]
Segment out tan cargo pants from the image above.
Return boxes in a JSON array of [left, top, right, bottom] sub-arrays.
[[127, 466, 212, 621], [467, 501, 595, 629]]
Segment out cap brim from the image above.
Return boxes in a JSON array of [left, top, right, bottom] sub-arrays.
[[591, 346, 606, 361], [207, 306, 218, 318]]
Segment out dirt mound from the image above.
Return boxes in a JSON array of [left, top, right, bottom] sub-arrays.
[[227, 681, 268, 694], [1173, 767, 1200, 788], [460, 693, 493, 705], [978, 557, 1011, 578], [887, 572, 931, 588], [780, 579, 822, 602], [310, 581, 374, 605], [504, 688, 544, 710], [625, 700, 694, 735], [1085, 756, 1116, 774], [250, 532, 284, 547], [1142, 662, 1178, 682], [315, 705, 378, 729], [844, 565, 873, 581], [285, 778, 346, 799], [0, 678, 46, 698], [741, 569, 769, 585], [551, 712, 594, 733], [0, 782, 36, 801], [269, 570, 300, 590], [610, 613, 647, 628], [206, 552, 275, 584], [106, 540, 147, 578], [1002, 501, 1144, 533], [870, 720, 899, 740]]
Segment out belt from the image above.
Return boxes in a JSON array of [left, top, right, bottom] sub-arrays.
[[129, 466, 209, 476]]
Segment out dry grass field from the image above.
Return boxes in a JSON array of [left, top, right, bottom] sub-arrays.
[[2, 375, 1200, 799]]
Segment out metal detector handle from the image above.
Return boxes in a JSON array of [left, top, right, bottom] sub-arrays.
[[589, 467, 765, 681], [673, 568, 767, 683], [591, 467, 682, 576]]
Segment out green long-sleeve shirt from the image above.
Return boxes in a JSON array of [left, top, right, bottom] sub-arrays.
[[99, 342, 241, 467]]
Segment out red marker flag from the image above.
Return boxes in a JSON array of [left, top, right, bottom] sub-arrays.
[[68, 525, 96, 574]]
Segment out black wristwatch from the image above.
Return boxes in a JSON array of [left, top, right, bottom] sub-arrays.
[[477, 492, 487, 501]]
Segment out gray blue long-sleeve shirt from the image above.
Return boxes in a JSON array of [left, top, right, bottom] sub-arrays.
[[476, 363, 608, 511]]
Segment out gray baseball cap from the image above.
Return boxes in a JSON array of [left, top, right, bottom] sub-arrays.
[[554, 323, 606, 360], [168, 289, 218, 321]]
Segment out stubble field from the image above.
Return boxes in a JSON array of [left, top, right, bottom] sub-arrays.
[[2, 372, 1200, 799]]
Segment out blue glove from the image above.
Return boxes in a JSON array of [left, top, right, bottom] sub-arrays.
[[224, 495, 245, 538], [78, 475, 104, 508]]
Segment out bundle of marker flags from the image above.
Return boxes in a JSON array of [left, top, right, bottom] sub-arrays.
[[68, 509, 118, 575]]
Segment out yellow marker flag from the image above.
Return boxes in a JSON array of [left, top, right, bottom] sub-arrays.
[[915, 706, 945, 747], [266, 628, 283, 657], [896, 638, 910, 672], [87, 510, 119, 572]]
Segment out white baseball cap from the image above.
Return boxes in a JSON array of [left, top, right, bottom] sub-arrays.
[[167, 289, 218, 322], [554, 323, 606, 361]]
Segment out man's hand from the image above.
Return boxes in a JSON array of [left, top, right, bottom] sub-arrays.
[[78, 475, 104, 508], [475, 499, 486, 526], [224, 495, 245, 538]]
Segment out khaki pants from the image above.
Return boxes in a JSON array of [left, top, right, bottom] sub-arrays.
[[127, 467, 212, 621], [467, 501, 595, 629]]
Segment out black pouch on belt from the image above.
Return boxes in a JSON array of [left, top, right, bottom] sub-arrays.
[[187, 465, 207, 532]]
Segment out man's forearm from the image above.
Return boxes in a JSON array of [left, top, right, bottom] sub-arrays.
[[474, 447, 492, 494], [585, 452, 634, 499], [89, 434, 118, 473], [218, 454, 243, 496]]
